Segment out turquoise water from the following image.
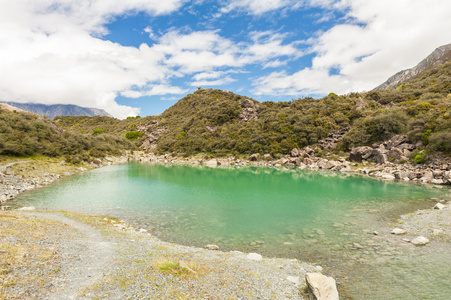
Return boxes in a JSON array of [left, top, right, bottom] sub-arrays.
[[15, 163, 451, 299]]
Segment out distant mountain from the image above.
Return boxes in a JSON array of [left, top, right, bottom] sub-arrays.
[[374, 43, 451, 90], [0, 102, 112, 119]]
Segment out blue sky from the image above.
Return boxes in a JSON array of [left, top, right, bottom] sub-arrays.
[[1, 0, 450, 118]]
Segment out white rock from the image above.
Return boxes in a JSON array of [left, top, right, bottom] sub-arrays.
[[305, 273, 339, 300], [203, 159, 218, 167], [205, 244, 220, 250], [17, 206, 35, 211], [139, 228, 148, 233], [434, 203, 445, 210], [382, 174, 396, 180], [391, 228, 406, 235], [286, 276, 300, 285], [411, 236, 429, 246], [246, 253, 263, 261]]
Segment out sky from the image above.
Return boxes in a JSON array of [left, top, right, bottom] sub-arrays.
[[0, 1, 450, 119]]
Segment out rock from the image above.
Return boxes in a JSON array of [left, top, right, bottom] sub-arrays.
[[381, 174, 396, 180], [246, 253, 263, 261], [391, 228, 406, 235], [17, 206, 35, 211], [286, 276, 301, 285], [386, 135, 406, 150], [204, 244, 220, 250], [0, 206, 11, 211], [291, 148, 300, 157], [434, 203, 445, 210], [372, 149, 388, 164], [203, 159, 218, 167], [263, 154, 272, 160], [411, 236, 429, 246], [304, 158, 314, 165], [349, 146, 373, 162], [249, 153, 260, 161], [93, 159, 102, 165], [388, 148, 403, 161], [305, 273, 339, 300]]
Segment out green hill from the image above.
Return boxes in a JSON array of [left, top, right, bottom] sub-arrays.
[[4, 53, 450, 161]]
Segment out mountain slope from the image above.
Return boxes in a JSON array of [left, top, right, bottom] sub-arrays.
[[374, 43, 451, 90], [0, 102, 112, 119]]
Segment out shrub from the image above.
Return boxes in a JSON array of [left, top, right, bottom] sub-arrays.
[[428, 130, 451, 153], [92, 129, 104, 135], [124, 131, 144, 141], [414, 154, 424, 164]]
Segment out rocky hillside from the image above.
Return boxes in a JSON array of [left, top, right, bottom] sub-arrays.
[[0, 102, 112, 119], [6, 43, 450, 164], [374, 43, 451, 90]]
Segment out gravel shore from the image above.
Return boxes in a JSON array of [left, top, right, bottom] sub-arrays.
[[2, 211, 320, 299]]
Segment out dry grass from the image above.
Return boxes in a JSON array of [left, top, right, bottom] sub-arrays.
[[0, 212, 72, 299]]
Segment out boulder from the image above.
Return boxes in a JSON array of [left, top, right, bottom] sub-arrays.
[[386, 135, 406, 150], [349, 146, 373, 162], [304, 146, 314, 154], [204, 159, 219, 167], [305, 273, 339, 300], [434, 203, 445, 210], [249, 153, 260, 161], [291, 148, 301, 157], [398, 143, 416, 151], [372, 149, 388, 164], [388, 148, 403, 161], [205, 244, 220, 250], [246, 253, 263, 261], [391, 228, 406, 235], [411, 236, 429, 246]]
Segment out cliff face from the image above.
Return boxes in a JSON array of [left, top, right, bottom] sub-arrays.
[[0, 102, 112, 119], [374, 43, 451, 90]]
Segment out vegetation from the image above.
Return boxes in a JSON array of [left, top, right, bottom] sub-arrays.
[[1, 58, 450, 161], [0, 109, 138, 160]]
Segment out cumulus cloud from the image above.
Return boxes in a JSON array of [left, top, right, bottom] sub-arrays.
[[253, 0, 451, 96], [0, 0, 302, 118], [0, 0, 187, 118]]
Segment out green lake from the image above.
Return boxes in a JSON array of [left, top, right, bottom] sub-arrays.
[[14, 163, 451, 299]]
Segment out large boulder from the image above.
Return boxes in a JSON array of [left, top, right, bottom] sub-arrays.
[[291, 148, 300, 157], [372, 149, 388, 164], [249, 153, 260, 161], [386, 135, 407, 150], [388, 148, 403, 161], [349, 146, 373, 162], [305, 273, 339, 300], [203, 159, 219, 167]]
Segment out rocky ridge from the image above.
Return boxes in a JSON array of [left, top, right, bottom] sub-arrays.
[[374, 43, 451, 90]]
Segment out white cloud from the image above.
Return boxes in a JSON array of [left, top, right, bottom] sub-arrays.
[[0, 0, 186, 119], [0, 0, 302, 119], [253, 0, 451, 96], [190, 76, 236, 87], [221, 0, 303, 15], [122, 85, 188, 98]]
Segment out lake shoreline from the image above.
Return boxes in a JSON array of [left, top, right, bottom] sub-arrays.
[[1, 150, 449, 207], [1, 153, 450, 299]]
